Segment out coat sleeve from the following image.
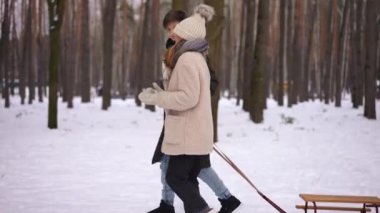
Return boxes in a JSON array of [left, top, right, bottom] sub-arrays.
[[156, 54, 200, 111]]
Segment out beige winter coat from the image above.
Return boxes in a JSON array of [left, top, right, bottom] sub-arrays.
[[156, 52, 213, 155]]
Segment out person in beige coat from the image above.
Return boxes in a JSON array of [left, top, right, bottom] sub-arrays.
[[139, 4, 217, 213]]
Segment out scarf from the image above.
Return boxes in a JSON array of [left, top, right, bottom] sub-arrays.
[[170, 38, 209, 69]]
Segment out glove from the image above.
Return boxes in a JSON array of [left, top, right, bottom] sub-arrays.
[[143, 87, 157, 94], [138, 87, 160, 105], [152, 82, 164, 92]]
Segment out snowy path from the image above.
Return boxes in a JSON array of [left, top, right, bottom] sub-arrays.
[[1, 97, 379, 213]]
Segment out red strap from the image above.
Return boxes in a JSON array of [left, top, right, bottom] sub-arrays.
[[213, 145, 287, 213]]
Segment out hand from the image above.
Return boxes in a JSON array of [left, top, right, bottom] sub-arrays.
[[138, 89, 158, 105]]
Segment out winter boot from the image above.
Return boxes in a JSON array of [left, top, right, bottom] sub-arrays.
[[218, 196, 241, 213], [148, 200, 175, 213]]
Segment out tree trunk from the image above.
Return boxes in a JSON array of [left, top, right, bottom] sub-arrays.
[[101, 0, 117, 110], [264, 0, 278, 109], [80, 0, 91, 103], [47, 0, 65, 129], [10, 6, 18, 96], [37, 0, 45, 102], [236, 0, 247, 106], [348, 0, 358, 108], [132, 1, 145, 106], [353, 0, 365, 107], [335, 0, 350, 107], [242, 0, 255, 111], [364, 0, 377, 119], [323, 1, 333, 104], [287, 0, 294, 107], [328, 0, 339, 106], [250, 0, 269, 123], [224, 3, 232, 98], [278, 0, 286, 106], [67, 0, 78, 109], [205, 0, 224, 142], [28, 0, 37, 104], [292, 0, 305, 105], [19, 0, 29, 105], [140, 0, 157, 112], [172, 0, 202, 14], [0, 0, 11, 107], [304, 0, 317, 102]]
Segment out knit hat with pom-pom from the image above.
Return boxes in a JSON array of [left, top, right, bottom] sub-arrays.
[[173, 4, 214, 40]]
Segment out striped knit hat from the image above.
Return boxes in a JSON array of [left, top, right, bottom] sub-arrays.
[[173, 4, 214, 40]]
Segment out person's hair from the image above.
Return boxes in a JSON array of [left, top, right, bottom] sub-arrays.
[[162, 10, 187, 28], [164, 40, 185, 69]]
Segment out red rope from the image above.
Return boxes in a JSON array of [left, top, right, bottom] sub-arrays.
[[213, 145, 287, 213]]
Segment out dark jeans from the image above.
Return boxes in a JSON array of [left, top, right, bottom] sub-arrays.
[[166, 155, 209, 213]]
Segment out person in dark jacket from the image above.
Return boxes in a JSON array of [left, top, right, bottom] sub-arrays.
[[146, 8, 240, 213]]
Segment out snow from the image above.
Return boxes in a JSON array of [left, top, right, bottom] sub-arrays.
[[0, 97, 379, 213]]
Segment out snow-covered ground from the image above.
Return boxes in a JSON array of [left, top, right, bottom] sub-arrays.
[[0, 97, 379, 213]]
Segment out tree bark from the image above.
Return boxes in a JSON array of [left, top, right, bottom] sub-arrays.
[[323, 1, 333, 104], [278, 0, 286, 106], [28, 0, 37, 104], [80, 0, 91, 103], [335, 0, 350, 107], [205, 0, 224, 142], [140, 0, 157, 112], [236, 0, 247, 106], [292, 0, 305, 105], [250, 0, 269, 123], [242, 0, 255, 111], [0, 0, 11, 107], [10, 5, 18, 96], [37, 0, 45, 102], [364, 0, 377, 119], [19, 0, 29, 105], [47, 0, 65, 129], [287, 0, 294, 107], [353, 0, 365, 107], [101, 0, 117, 110], [172, 0, 202, 14], [304, 0, 317, 102]]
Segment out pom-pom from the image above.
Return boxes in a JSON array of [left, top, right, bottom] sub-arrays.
[[193, 4, 214, 22]]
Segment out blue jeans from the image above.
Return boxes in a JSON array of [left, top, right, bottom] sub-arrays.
[[160, 155, 231, 205]]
